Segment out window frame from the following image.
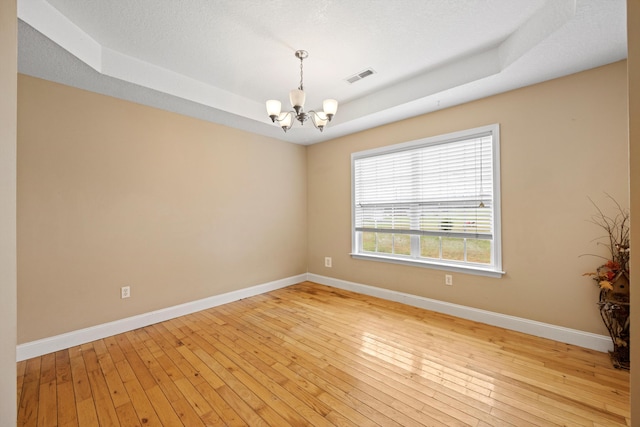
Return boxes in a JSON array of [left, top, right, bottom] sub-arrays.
[[350, 124, 504, 278]]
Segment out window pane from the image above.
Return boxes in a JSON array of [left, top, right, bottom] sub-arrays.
[[420, 235, 440, 258], [466, 239, 491, 264], [362, 232, 376, 252], [394, 234, 411, 255], [442, 237, 465, 261], [376, 233, 393, 253]]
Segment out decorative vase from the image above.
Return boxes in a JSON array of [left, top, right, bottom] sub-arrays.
[[598, 272, 630, 370]]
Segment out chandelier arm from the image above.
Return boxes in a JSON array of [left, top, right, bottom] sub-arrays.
[[308, 110, 327, 132], [272, 111, 295, 132], [309, 110, 328, 120], [272, 111, 291, 123]]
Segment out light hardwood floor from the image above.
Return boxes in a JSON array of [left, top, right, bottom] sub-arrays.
[[17, 281, 630, 426]]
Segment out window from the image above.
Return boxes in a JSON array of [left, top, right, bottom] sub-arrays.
[[351, 124, 503, 277]]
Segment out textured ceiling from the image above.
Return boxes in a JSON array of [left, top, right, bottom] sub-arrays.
[[17, 0, 627, 145]]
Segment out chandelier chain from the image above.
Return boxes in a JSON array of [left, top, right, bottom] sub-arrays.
[[299, 56, 304, 91]]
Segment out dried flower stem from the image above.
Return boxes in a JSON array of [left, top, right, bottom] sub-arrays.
[[583, 193, 630, 272]]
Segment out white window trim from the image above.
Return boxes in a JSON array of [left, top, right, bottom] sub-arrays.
[[350, 124, 504, 278]]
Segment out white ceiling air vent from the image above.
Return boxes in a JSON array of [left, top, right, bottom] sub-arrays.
[[345, 68, 376, 84]]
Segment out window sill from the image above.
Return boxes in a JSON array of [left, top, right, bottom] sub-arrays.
[[350, 253, 505, 278]]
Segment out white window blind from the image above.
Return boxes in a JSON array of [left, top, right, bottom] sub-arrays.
[[351, 124, 502, 276]]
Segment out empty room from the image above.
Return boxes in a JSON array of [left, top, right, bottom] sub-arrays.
[[2, 0, 639, 426]]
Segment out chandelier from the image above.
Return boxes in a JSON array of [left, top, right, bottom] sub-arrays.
[[266, 50, 338, 133]]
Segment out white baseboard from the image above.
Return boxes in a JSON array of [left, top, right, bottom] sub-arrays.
[[17, 272, 612, 361], [16, 274, 306, 361], [307, 273, 613, 353]]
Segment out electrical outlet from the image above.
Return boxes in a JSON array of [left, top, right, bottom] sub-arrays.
[[121, 286, 131, 299], [325, 257, 332, 268], [445, 275, 453, 286]]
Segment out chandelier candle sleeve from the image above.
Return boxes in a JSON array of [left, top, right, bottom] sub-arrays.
[[323, 99, 338, 118], [266, 50, 338, 133], [279, 112, 293, 129], [266, 100, 282, 119], [313, 116, 328, 132], [289, 89, 306, 110]]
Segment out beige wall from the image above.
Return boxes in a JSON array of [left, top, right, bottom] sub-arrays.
[[0, 0, 17, 426], [17, 75, 307, 343], [628, 0, 639, 421], [0, 0, 17, 424], [308, 61, 629, 335]]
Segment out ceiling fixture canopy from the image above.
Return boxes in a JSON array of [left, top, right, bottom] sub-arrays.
[[266, 50, 338, 133]]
